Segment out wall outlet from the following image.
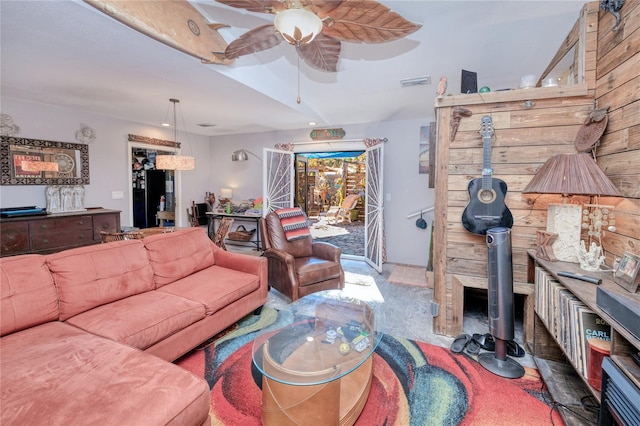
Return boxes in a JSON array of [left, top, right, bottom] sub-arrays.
[[111, 191, 124, 200], [385, 193, 391, 201]]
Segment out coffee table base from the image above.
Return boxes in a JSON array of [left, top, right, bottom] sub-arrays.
[[262, 355, 373, 426]]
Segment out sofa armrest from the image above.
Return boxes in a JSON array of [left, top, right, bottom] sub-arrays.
[[311, 241, 342, 263], [212, 243, 268, 290]]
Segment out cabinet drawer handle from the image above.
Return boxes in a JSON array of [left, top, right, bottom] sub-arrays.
[[42, 239, 49, 245], [77, 220, 84, 225], [40, 224, 49, 230]]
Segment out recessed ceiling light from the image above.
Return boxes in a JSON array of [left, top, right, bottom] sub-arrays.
[[161, 122, 171, 127], [308, 121, 317, 126]]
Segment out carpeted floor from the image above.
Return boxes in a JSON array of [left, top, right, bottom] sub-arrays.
[[176, 307, 563, 426]]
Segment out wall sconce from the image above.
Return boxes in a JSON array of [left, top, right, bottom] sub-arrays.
[[523, 152, 621, 270]]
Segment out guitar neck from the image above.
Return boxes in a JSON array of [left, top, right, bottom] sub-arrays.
[[481, 117, 494, 190]]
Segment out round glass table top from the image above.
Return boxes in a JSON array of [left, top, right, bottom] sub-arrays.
[[252, 290, 385, 386]]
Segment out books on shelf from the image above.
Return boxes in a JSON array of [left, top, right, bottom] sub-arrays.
[[534, 267, 611, 386]]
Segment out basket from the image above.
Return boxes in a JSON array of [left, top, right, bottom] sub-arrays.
[[227, 225, 256, 242], [100, 230, 145, 243]]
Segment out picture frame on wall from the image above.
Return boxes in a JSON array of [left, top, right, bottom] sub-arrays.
[[419, 125, 430, 175], [419, 122, 436, 184], [614, 251, 640, 293]]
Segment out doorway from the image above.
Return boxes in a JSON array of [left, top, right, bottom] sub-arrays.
[[294, 151, 366, 257], [128, 145, 175, 229], [263, 141, 384, 272]]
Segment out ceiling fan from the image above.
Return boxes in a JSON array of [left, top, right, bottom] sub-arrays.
[[216, 0, 422, 72]]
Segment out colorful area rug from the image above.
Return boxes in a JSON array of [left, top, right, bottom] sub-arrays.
[[176, 308, 562, 425]]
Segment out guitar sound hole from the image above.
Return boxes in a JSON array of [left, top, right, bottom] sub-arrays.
[[478, 189, 496, 204]]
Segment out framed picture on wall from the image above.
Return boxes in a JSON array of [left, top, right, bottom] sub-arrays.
[[12, 153, 44, 178], [614, 251, 640, 293], [419, 125, 430, 175], [418, 122, 437, 186]]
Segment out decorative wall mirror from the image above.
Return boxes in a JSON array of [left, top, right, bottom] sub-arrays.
[[1, 136, 89, 185]]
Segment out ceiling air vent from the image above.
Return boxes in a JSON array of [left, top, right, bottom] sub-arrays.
[[400, 75, 431, 88], [197, 123, 217, 128]]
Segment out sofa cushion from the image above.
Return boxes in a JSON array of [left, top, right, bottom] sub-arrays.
[[295, 257, 342, 287], [0, 321, 210, 426], [144, 228, 215, 288], [47, 240, 155, 321], [158, 265, 260, 316], [65, 291, 205, 350], [0, 254, 58, 336]]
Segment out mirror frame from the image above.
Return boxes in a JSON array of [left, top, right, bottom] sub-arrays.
[[1, 136, 90, 185]]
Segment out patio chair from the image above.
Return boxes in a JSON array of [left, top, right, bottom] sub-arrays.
[[259, 208, 344, 301], [327, 194, 361, 224]]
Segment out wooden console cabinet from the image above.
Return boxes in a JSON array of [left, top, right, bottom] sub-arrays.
[[1, 209, 120, 257], [528, 251, 640, 425]]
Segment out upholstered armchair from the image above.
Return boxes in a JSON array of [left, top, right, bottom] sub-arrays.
[[260, 210, 345, 301]]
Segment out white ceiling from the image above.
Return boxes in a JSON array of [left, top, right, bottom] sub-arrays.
[[1, 0, 587, 137]]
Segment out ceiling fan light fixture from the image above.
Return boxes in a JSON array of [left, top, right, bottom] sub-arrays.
[[274, 8, 322, 46]]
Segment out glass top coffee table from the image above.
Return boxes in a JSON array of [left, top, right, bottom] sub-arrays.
[[252, 290, 384, 426]]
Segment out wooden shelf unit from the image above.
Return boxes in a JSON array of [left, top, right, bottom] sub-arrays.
[[528, 251, 640, 425]]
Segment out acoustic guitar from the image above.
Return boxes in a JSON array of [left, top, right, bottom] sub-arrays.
[[461, 116, 513, 235]]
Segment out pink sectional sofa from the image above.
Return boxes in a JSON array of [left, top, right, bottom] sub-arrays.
[[0, 227, 268, 425]]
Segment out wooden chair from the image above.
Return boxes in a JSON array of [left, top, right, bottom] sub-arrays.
[[212, 217, 234, 250], [156, 211, 175, 227], [188, 202, 208, 227]]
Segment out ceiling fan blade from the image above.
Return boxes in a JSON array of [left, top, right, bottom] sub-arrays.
[[225, 24, 281, 59], [215, 0, 285, 14], [298, 34, 341, 72], [321, 0, 421, 43], [308, 0, 344, 15]]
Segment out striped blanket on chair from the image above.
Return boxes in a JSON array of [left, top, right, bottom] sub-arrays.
[[274, 207, 311, 241]]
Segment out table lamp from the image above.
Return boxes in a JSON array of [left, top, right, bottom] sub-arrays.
[[523, 153, 621, 270], [219, 188, 233, 213]]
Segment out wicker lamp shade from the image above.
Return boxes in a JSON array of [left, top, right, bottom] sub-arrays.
[[156, 155, 195, 171], [523, 153, 621, 197]]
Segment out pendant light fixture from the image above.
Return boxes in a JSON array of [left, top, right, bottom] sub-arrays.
[[156, 98, 195, 171]]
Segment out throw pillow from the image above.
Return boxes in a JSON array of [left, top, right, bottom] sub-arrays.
[[274, 207, 311, 241]]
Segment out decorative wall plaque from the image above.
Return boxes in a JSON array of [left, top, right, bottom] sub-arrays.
[[310, 128, 345, 140]]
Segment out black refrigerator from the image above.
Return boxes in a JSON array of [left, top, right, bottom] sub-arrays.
[[133, 169, 166, 228]]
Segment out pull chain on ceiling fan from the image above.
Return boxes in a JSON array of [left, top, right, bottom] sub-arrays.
[[217, 0, 422, 73]]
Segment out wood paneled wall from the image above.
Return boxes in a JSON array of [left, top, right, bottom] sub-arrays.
[[431, 1, 639, 337], [594, 0, 640, 263]]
